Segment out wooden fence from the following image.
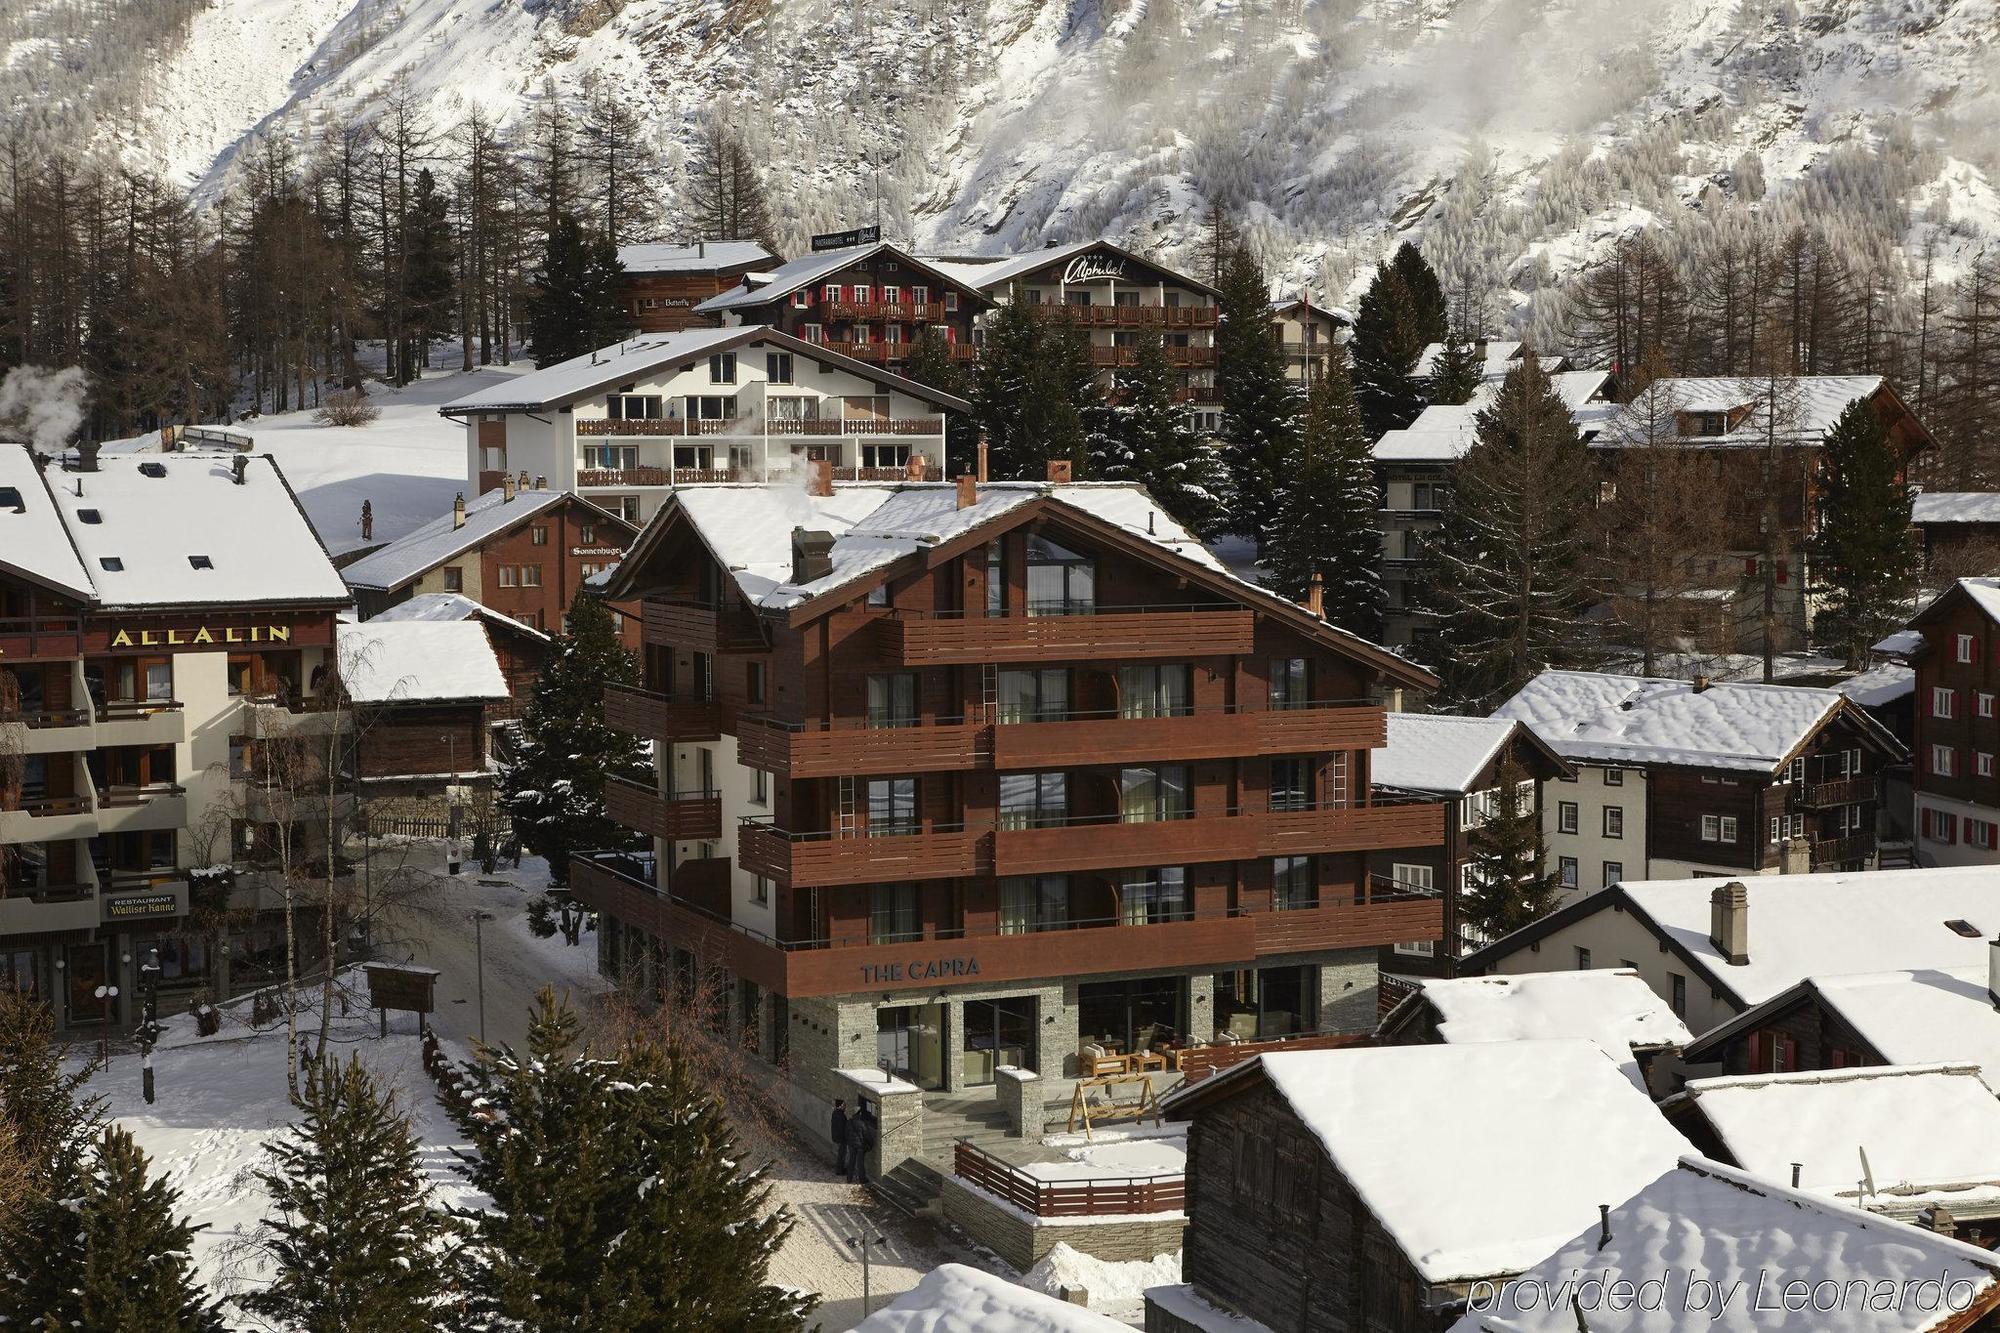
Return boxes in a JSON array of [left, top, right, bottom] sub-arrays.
[[1176, 1031, 1375, 1086], [953, 1140, 1185, 1217], [360, 812, 512, 841]]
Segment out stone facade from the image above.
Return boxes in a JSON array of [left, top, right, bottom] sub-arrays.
[[996, 1065, 1042, 1137]]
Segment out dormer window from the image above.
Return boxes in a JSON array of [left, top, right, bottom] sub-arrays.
[[100, 557, 123, 571], [1699, 413, 1726, 435], [188, 555, 214, 569], [0, 487, 20, 511], [77, 508, 101, 523], [139, 462, 166, 478]]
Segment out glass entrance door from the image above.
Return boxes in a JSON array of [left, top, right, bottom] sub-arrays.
[[65, 942, 110, 1024], [962, 998, 1035, 1085], [876, 1002, 945, 1090]]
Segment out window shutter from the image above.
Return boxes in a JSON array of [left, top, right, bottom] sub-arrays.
[[1775, 559, 1788, 585]]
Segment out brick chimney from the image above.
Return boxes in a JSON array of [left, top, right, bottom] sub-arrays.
[[230, 455, 248, 485], [956, 474, 977, 510], [518, 470, 531, 493], [452, 493, 466, 530], [791, 527, 835, 583], [1304, 570, 1324, 618], [1709, 881, 1749, 965], [808, 458, 834, 498], [76, 440, 100, 473], [1691, 674, 1711, 693], [1781, 834, 1810, 875], [502, 472, 517, 501], [533, 475, 547, 490], [1046, 458, 1072, 484], [977, 436, 990, 483]]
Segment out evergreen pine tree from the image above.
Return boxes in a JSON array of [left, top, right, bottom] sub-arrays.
[[524, 215, 628, 367], [901, 326, 977, 475], [452, 990, 813, 1331], [1213, 243, 1298, 537], [1351, 259, 1429, 439], [1459, 755, 1563, 944], [245, 1055, 461, 1333], [0, 990, 104, 1323], [1390, 241, 1450, 345], [1419, 350, 1599, 708], [401, 168, 457, 375], [500, 587, 649, 884], [1264, 355, 1385, 638], [1808, 399, 1919, 667], [1106, 333, 1227, 536], [972, 290, 1047, 478], [973, 293, 1096, 479], [1426, 330, 1484, 406], [1194, 200, 1241, 286]]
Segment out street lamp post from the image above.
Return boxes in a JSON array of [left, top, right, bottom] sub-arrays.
[[846, 1231, 888, 1316], [137, 948, 162, 1104], [471, 909, 495, 1045], [93, 984, 120, 1063]]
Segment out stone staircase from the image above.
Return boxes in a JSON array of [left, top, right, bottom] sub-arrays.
[[869, 1091, 1018, 1219]]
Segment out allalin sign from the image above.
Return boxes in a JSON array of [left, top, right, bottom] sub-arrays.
[[108, 624, 292, 649], [1061, 254, 1129, 285]]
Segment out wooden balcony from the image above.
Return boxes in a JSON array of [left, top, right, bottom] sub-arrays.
[[737, 819, 989, 888], [765, 416, 945, 437], [1812, 833, 1875, 868], [577, 466, 739, 487], [993, 801, 1443, 877], [0, 615, 83, 661], [737, 716, 986, 778], [832, 464, 944, 482], [824, 299, 950, 322], [878, 605, 1256, 666], [576, 417, 747, 437], [641, 599, 765, 655], [1063, 305, 1219, 330], [603, 684, 723, 743], [1088, 345, 1216, 369], [604, 777, 722, 841], [1799, 776, 1875, 808]]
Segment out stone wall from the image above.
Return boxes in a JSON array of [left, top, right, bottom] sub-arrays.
[[834, 1068, 923, 1179], [941, 1177, 1185, 1272], [995, 1065, 1042, 1136], [1317, 947, 1381, 1033]]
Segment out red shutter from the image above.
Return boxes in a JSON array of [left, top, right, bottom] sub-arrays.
[[1775, 559, 1789, 585], [1744, 557, 1758, 577], [1988, 821, 1997, 851]]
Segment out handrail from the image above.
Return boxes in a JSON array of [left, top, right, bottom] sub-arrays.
[[96, 698, 186, 718], [887, 601, 1241, 622], [737, 794, 1438, 843], [604, 775, 720, 803], [736, 696, 1382, 733], [952, 1139, 1185, 1217]]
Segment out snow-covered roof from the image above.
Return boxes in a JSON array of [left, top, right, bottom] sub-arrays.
[[615, 240, 774, 274], [0, 443, 92, 600], [366, 592, 550, 642], [1840, 662, 1915, 708], [45, 454, 348, 609], [1492, 670, 1866, 773], [1183, 1042, 1689, 1285], [341, 487, 578, 592], [1395, 970, 1692, 1090], [1913, 491, 2000, 525], [1874, 628, 1926, 658], [1446, 1157, 2000, 1332], [1612, 868, 2000, 1009], [1595, 375, 1886, 449], [1372, 370, 1616, 463], [1372, 713, 1519, 793], [440, 327, 750, 413], [1682, 1064, 2000, 1206], [1413, 338, 1525, 380], [846, 1263, 1131, 1333], [918, 239, 1220, 298], [696, 241, 985, 314], [336, 621, 509, 703]]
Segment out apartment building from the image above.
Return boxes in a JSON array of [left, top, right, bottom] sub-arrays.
[[1906, 577, 2000, 865], [1270, 296, 1344, 383], [615, 240, 777, 334], [440, 326, 969, 524], [1494, 671, 1905, 891], [574, 468, 1444, 1111], [694, 241, 987, 363], [0, 444, 352, 1028]]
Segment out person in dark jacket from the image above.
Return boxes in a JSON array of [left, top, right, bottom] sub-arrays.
[[848, 1101, 878, 1184], [830, 1098, 851, 1175]]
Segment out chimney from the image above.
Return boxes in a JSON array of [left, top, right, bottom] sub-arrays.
[[977, 436, 990, 483], [698, 240, 707, 259], [1691, 674, 1711, 693], [791, 527, 835, 583], [360, 499, 373, 541], [452, 493, 467, 530], [956, 473, 977, 510], [76, 440, 100, 473], [230, 455, 248, 485], [1046, 458, 1072, 485], [503, 472, 517, 501], [1304, 570, 1325, 619], [1596, 1204, 1611, 1250], [534, 475, 547, 490], [1925, 1204, 1959, 1236], [1988, 937, 2000, 1006], [1781, 834, 1811, 875], [1709, 881, 1749, 965], [808, 458, 834, 498], [518, 470, 531, 493]]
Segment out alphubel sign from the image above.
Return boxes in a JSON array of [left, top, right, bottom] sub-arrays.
[[363, 962, 440, 1034], [1060, 253, 1128, 285], [811, 225, 882, 253]]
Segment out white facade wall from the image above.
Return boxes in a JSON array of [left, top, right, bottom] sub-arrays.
[[1544, 765, 1648, 900], [1484, 905, 1735, 1036], [1913, 790, 2000, 868]]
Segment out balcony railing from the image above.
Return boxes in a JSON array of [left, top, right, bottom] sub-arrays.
[[1798, 776, 1875, 808], [1088, 345, 1216, 369], [823, 299, 951, 322], [765, 416, 945, 437], [603, 684, 722, 743], [577, 417, 745, 437], [577, 466, 740, 487], [878, 603, 1256, 666], [641, 599, 765, 655], [1812, 833, 1875, 867], [568, 853, 1440, 999], [955, 1141, 1184, 1217], [1061, 305, 1218, 330], [738, 819, 988, 888], [604, 776, 723, 842], [0, 614, 83, 660]]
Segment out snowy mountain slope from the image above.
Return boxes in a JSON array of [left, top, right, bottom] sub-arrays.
[[47, 0, 2000, 318]]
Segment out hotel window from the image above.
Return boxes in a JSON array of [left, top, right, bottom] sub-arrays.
[[1558, 856, 1578, 888], [859, 441, 909, 469], [708, 353, 737, 384], [1700, 814, 1738, 842], [1983, 693, 1997, 718], [0, 949, 35, 997], [791, 291, 810, 308], [1603, 861, 1623, 887], [751, 874, 770, 906], [867, 582, 889, 608], [579, 524, 595, 543], [1959, 633, 1979, 664], [765, 352, 794, 384], [747, 661, 767, 705], [865, 673, 918, 728], [1604, 768, 1623, 785], [607, 394, 664, 420], [1120, 867, 1190, 925], [803, 323, 824, 344], [1933, 686, 1956, 718], [986, 540, 1006, 613], [443, 567, 463, 593], [1272, 855, 1317, 911], [1602, 806, 1623, 839], [911, 285, 929, 306], [943, 292, 959, 311], [999, 875, 1071, 934], [882, 284, 901, 304], [865, 778, 918, 837], [1119, 765, 1190, 823], [822, 283, 841, 303], [999, 771, 1068, 830], [531, 526, 548, 546], [1669, 973, 1687, 1016], [1575, 946, 1592, 970], [1269, 657, 1308, 709], [1933, 744, 1957, 777], [750, 768, 768, 806], [1268, 757, 1311, 811], [1923, 808, 1959, 843], [1119, 663, 1192, 718], [1025, 535, 1095, 614], [1557, 801, 1579, 834], [996, 668, 1068, 724], [1968, 817, 1999, 851], [582, 445, 640, 471], [885, 325, 904, 346], [1982, 752, 1997, 778], [868, 883, 920, 944], [852, 284, 872, 304]]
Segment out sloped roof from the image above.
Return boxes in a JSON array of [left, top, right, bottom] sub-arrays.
[[0, 443, 92, 600], [366, 591, 551, 643], [847, 1263, 1130, 1333], [336, 620, 509, 703], [616, 240, 774, 274], [1372, 370, 1616, 463], [341, 487, 588, 592], [1595, 375, 1886, 448], [1372, 714, 1519, 794], [46, 453, 348, 609], [921, 239, 1220, 298], [1447, 1156, 2000, 1332], [1913, 491, 2000, 525], [1840, 662, 1915, 708], [1171, 1042, 1690, 1285], [1492, 670, 1896, 773], [695, 241, 986, 314]]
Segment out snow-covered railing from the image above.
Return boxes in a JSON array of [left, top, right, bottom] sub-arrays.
[[953, 1140, 1185, 1218]]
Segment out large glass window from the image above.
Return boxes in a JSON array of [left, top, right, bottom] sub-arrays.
[[986, 540, 1005, 613], [869, 883, 920, 943], [1269, 758, 1312, 811], [996, 668, 1068, 723], [866, 673, 918, 728], [1025, 536, 1095, 615], [999, 875, 1071, 933], [866, 778, 917, 836], [877, 1002, 945, 1090], [1119, 664, 1192, 718], [1078, 976, 1187, 1057], [963, 998, 1035, 1084], [137, 936, 210, 986], [1120, 765, 1190, 823], [1213, 965, 1319, 1040], [1269, 657, 1309, 708], [0, 949, 36, 997], [1121, 867, 1190, 924], [1273, 855, 1317, 911], [999, 772, 1067, 829]]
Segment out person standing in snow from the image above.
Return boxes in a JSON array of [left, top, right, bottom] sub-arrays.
[[830, 1098, 851, 1176], [848, 1101, 877, 1185]]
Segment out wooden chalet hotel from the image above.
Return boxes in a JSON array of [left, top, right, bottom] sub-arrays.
[[573, 465, 1443, 1107]]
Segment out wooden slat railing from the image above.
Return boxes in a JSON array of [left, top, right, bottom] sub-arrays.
[[952, 1141, 1185, 1217]]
